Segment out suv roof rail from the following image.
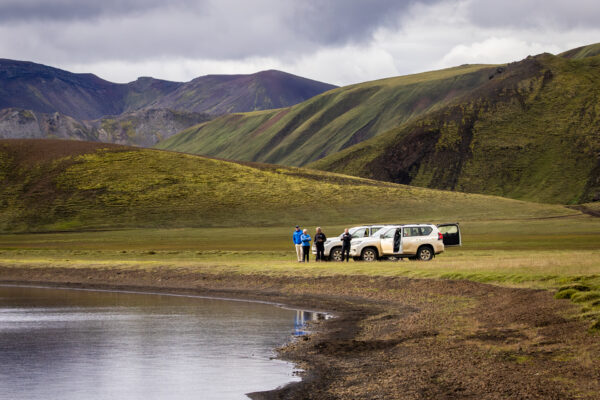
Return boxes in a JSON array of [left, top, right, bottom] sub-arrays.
[[389, 223, 435, 226]]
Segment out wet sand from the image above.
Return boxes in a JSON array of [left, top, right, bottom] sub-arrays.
[[1, 265, 599, 399]]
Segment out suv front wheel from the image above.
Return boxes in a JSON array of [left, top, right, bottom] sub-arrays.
[[417, 246, 434, 261], [329, 247, 343, 262], [361, 248, 378, 262]]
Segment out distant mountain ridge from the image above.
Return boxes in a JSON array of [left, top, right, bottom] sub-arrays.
[[0, 59, 336, 119], [147, 70, 339, 115], [0, 59, 336, 145]]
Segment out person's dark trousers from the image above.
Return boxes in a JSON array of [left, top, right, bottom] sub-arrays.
[[302, 246, 310, 262], [342, 245, 350, 262], [316, 243, 325, 261]]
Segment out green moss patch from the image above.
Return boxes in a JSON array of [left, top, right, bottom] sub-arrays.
[[571, 291, 600, 303], [555, 288, 578, 299]]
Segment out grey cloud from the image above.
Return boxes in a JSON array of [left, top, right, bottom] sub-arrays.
[[0, 0, 434, 64], [287, 0, 430, 45], [0, 0, 198, 22], [2, 0, 598, 86], [466, 0, 600, 30]]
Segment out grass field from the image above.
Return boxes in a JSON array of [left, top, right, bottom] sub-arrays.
[[1, 139, 599, 329], [2, 214, 599, 329], [0, 139, 575, 232]]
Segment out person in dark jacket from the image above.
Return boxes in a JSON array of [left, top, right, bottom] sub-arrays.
[[300, 229, 312, 263], [393, 228, 401, 253], [340, 228, 352, 262], [314, 227, 327, 262]]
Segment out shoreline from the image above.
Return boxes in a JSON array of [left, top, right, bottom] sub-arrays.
[[0, 282, 335, 316], [0, 267, 377, 399], [1, 265, 599, 399]]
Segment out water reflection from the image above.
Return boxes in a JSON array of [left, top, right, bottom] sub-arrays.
[[293, 310, 328, 336], [0, 285, 329, 400]]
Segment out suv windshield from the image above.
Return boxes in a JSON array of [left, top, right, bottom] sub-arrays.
[[376, 227, 400, 238], [348, 227, 370, 238]]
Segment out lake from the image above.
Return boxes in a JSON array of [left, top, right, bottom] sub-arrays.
[[0, 285, 323, 399]]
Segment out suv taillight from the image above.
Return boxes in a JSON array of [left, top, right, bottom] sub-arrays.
[[438, 232, 443, 240]]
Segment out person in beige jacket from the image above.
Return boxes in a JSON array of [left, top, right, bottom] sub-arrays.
[[292, 225, 303, 262]]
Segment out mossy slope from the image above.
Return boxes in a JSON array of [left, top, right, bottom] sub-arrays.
[[156, 65, 495, 165], [0, 139, 574, 232], [311, 52, 600, 204], [559, 42, 600, 60]]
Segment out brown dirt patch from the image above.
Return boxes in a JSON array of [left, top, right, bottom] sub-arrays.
[[0, 138, 128, 166]]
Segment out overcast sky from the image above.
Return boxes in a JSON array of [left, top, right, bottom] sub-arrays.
[[1, 0, 599, 86]]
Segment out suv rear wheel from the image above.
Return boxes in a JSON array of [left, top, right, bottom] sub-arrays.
[[417, 246, 434, 261], [361, 247, 378, 262], [329, 247, 343, 262]]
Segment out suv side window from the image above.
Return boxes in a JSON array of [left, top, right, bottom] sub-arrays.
[[420, 227, 433, 236], [370, 227, 382, 235], [403, 227, 432, 237]]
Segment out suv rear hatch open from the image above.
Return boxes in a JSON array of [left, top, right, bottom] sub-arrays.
[[437, 223, 461, 246]]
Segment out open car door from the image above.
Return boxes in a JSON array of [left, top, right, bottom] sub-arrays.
[[437, 223, 461, 246]]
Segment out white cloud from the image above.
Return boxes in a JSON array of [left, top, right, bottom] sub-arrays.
[[361, 0, 600, 79], [437, 37, 561, 68], [268, 46, 399, 87], [65, 57, 284, 84], [65, 46, 400, 87]]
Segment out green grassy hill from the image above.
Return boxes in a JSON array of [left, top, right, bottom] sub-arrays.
[[310, 52, 600, 204], [0, 139, 575, 232], [155, 64, 495, 165], [156, 44, 600, 205]]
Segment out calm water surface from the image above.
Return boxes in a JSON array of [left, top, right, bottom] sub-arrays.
[[0, 285, 322, 400]]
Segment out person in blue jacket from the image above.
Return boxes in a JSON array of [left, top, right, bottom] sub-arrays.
[[292, 225, 303, 262], [300, 229, 312, 263]]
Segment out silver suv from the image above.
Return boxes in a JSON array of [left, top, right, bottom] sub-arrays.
[[350, 223, 461, 261], [312, 225, 387, 261]]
